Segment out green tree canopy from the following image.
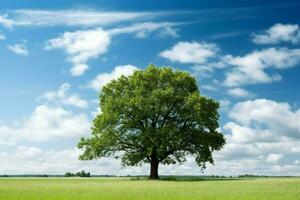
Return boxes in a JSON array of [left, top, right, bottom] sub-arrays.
[[78, 65, 225, 179]]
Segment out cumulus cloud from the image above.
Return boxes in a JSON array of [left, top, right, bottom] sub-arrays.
[[227, 88, 253, 98], [88, 65, 138, 91], [207, 99, 300, 175], [7, 43, 28, 56], [224, 122, 273, 144], [223, 99, 300, 159], [62, 95, 88, 109], [45, 28, 111, 76], [0, 147, 89, 174], [41, 83, 88, 109], [228, 99, 300, 139], [160, 41, 219, 64], [0, 105, 90, 142], [224, 48, 300, 87], [252, 23, 300, 44]]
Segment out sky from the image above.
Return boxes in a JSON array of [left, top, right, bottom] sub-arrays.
[[0, 0, 300, 176]]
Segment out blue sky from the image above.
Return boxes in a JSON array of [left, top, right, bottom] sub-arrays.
[[0, 0, 300, 175]]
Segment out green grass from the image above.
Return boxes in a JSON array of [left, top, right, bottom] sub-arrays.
[[0, 177, 299, 200]]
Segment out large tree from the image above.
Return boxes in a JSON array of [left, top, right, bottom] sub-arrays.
[[78, 65, 225, 179]]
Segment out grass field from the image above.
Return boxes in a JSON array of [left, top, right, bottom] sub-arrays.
[[0, 177, 299, 200]]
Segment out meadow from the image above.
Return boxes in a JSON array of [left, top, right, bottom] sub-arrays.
[[0, 177, 299, 200]]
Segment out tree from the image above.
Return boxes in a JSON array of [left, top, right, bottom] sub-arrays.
[[65, 171, 91, 177], [64, 172, 73, 177], [78, 65, 225, 180]]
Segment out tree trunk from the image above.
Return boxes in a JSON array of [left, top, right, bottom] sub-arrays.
[[149, 157, 159, 180]]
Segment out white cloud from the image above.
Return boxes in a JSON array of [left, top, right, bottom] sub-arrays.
[[266, 154, 283, 163], [41, 83, 88, 109], [191, 60, 227, 78], [205, 156, 300, 176], [227, 88, 253, 98], [224, 122, 273, 144], [252, 23, 300, 44], [219, 99, 231, 107], [0, 134, 16, 146], [7, 43, 28, 56], [0, 147, 209, 175], [1, 9, 171, 28], [70, 64, 89, 77], [15, 146, 42, 159], [210, 31, 246, 40], [2, 97, 300, 175], [61, 95, 88, 109], [224, 48, 300, 87], [27, 105, 89, 141], [201, 84, 218, 91], [0, 147, 86, 174], [192, 65, 214, 78], [206, 99, 300, 176], [45, 28, 111, 76], [228, 99, 300, 139], [160, 41, 219, 64], [158, 26, 179, 38], [109, 22, 180, 38], [219, 99, 231, 112], [0, 14, 14, 29], [0, 33, 5, 40], [223, 98, 300, 145], [89, 65, 138, 91], [0, 105, 90, 142], [42, 83, 70, 101]]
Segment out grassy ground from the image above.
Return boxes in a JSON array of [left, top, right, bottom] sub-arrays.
[[0, 177, 299, 200]]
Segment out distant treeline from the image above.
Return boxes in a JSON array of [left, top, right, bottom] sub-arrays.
[[239, 174, 267, 178], [0, 174, 297, 178], [0, 174, 59, 177], [238, 174, 294, 178], [0, 174, 116, 178], [64, 170, 91, 177]]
